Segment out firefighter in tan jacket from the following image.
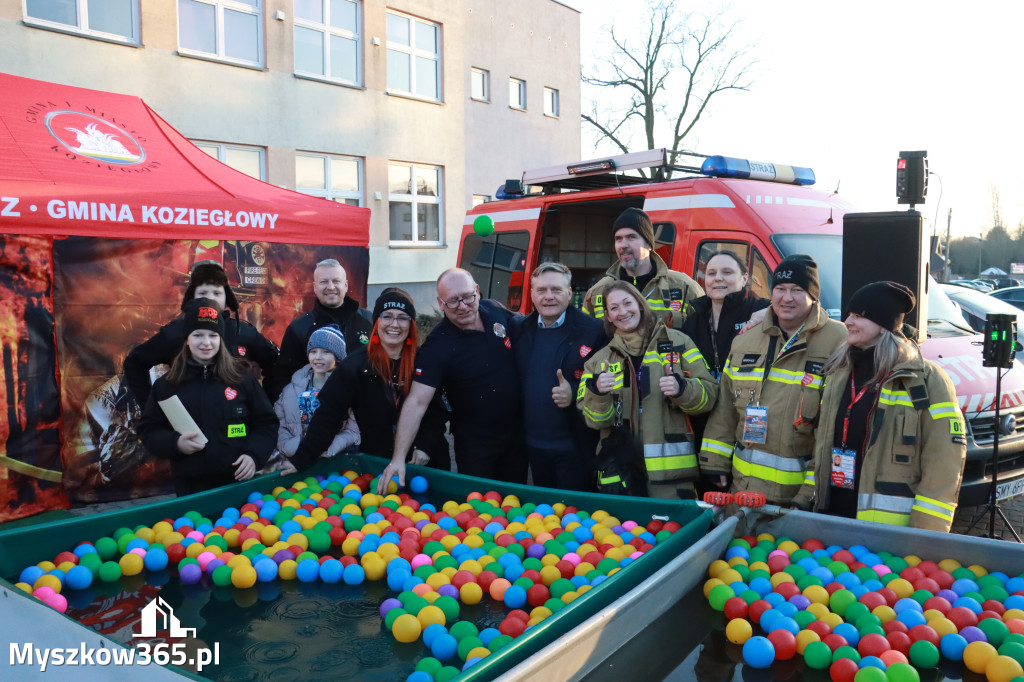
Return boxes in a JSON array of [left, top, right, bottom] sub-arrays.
[[699, 255, 847, 505], [791, 282, 966, 532], [578, 281, 718, 498], [583, 208, 703, 331]]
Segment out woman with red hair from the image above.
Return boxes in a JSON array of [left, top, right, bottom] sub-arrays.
[[290, 288, 449, 471]]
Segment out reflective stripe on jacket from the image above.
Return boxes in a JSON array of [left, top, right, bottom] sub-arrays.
[[578, 325, 719, 483], [796, 353, 966, 532], [697, 304, 847, 505], [583, 252, 703, 331]]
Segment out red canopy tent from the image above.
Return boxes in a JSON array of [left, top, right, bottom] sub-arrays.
[[0, 73, 371, 520]]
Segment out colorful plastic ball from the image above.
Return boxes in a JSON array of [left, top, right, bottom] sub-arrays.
[[852, 667, 887, 682], [343, 564, 366, 585], [908, 639, 939, 668], [725, 618, 753, 645], [393, 613, 423, 643], [42, 592, 68, 613], [742, 636, 775, 669], [503, 585, 527, 609], [179, 563, 202, 585], [97, 561, 122, 583], [407, 672, 433, 682], [431, 633, 459, 660], [804, 640, 835, 669], [830, 657, 860, 682], [985, 654, 1024, 682], [64, 565, 93, 591], [296, 559, 320, 583], [410, 476, 429, 493], [767, 629, 797, 660], [231, 566, 257, 589], [940, 632, 968, 661], [964, 640, 999, 674], [883, 661, 920, 682], [20, 566, 45, 585], [118, 552, 144, 576], [143, 548, 169, 572]]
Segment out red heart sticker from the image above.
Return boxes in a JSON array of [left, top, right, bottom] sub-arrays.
[[801, 373, 814, 386], [224, 387, 238, 400], [669, 301, 682, 312], [580, 345, 592, 358], [504, 337, 512, 349], [574, 369, 583, 380], [237, 346, 247, 356]]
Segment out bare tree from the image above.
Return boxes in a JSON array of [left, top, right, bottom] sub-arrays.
[[582, 1, 757, 176], [992, 186, 1005, 230]]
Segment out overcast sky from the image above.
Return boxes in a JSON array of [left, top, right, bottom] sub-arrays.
[[564, 1, 1023, 238]]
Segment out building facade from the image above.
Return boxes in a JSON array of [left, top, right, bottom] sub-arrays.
[[0, 0, 581, 308]]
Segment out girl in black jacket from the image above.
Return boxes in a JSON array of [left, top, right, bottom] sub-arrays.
[[138, 298, 278, 496], [291, 289, 448, 471]]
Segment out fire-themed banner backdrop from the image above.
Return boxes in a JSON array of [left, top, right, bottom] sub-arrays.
[[0, 236, 368, 521]]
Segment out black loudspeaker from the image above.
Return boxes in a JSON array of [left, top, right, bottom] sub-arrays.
[[842, 211, 928, 343]]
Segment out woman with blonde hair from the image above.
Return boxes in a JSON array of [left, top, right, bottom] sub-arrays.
[[792, 281, 966, 531]]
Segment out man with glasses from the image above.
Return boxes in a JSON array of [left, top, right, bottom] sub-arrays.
[[510, 263, 607, 491], [265, 258, 372, 402], [379, 268, 526, 490], [583, 207, 703, 331]]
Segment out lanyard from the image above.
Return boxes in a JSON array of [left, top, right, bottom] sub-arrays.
[[841, 375, 873, 448], [778, 321, 806, 356]]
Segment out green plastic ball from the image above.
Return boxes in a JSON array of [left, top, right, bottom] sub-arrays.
[[473, 214, 495, 237], [803, 640, 833, 669], [908, 639, 939, 668]]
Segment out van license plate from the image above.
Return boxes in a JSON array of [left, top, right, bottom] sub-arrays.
[[996, 476, 1024, 502]]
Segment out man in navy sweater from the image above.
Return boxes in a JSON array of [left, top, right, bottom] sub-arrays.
[[511, 263, 607, 491]]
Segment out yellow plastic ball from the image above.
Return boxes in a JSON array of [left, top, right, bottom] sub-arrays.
[[986, 655, 1024, 682], [231, 566, 257, 589], [278, 559, 298, 580], [417, 605, 446, 629], [703, 578, 725, 598], [119, 553, 144, 576], [803, 585, 830, 605], [460, 582, 483, 605], [937, 558, 961, 572], [795, 629, 821, 654], [886, 578, 914, 599], [392, 613, 423, 643], [872, 605, 896, 624], [33, 574, 62, 593], [930, 617, 957, 639], [708, 560, 730, 578], [725, 618, 753, 645], [963, 640, 998, 674]]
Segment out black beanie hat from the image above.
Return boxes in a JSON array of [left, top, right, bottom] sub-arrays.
[[612, 208, 657, 250], [182, 261, 239, 314], [847, 281, 916, 333], [183, 297, 225, 337], [372, 287, 416, 323], [772, 254, 821, 300]]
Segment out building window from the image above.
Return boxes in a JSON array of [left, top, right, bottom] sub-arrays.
[[193, 141, 266, 181], [386, 10, 441, 101], [25, 0, 139, 43], [472, 194, 490, 208], [471, 68, 489, 102], [509, 77, 526, 110], [544, 87, 559, 117], [294, 0, 360, 84], [388, 163, 442, 245], [178, 0, 263, 66], [295, 153, 363, 206]]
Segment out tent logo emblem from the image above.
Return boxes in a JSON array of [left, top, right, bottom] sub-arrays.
[[44, 110, 145, 165], [134, 596, 197, 639]]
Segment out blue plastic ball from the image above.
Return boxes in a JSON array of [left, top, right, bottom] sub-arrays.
[[296, 559, 320, 583], [833, 622, 860, 646], [858, 655, 885, 669], [20, 566, 45, 586], [422, 623, 448, 648], [410, 476, 428, 493], [73, 544, 98, 558], [478, 627, 500, 646], [343, 564, 365, 585], [503, 585, 528, 609], [319, 559, 343, 584], [65, 565, 93, 591], [144, 548, 169, 572], [742, 635, 775, 669], [940, 633, 968, 661], [407, 671, 434, 682], [431, 633, 458, 660], [255, 560, 278, 582]]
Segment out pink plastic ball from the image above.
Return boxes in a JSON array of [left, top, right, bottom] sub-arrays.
[[44, 593, 68, 613], [187, 530, 205, 542], [873, 564, 891, 577], [196, 551, 216, 570], [130, 548, 147, 557], [33, 586, 56, 600], [411, 554, 433, 570], [622, 520, 638, 530], [563, 552, 582, 566], [630, 551, 644, 560]]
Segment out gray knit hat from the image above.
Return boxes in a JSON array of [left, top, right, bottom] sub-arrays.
[[307, 324, 346, 361]]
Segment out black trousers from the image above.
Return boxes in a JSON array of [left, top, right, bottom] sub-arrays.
[[454, 432, 528, 484], [527, 444, 595, 492]]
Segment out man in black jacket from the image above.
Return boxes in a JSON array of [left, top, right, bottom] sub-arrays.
[[511, 263, 607, 491], [265, 258, 372, 402]]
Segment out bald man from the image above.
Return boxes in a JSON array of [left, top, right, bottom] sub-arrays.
[[378, 269, 526, 491]]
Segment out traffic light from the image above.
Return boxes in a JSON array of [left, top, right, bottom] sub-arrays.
[[896, 150, 928, 205], [983, 313, 1018, 368]]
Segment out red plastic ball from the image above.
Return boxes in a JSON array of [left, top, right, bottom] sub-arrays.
[[662, 521, 681, 533], [776, 582, 801, 600], [748, 600, 772, 625], [982, 600, 1007, 615], [647, 520, 664, 533], [807, 620, 833, 638], [859, 592, 887, 610], [913, 577, 941, 594], [507, 609, 530, 623], [883, 620, 909, 635], [477, 571, 498, 592], [917, 560, 939, 575], [832, 550, 855, 565], [947, 606, 979, 630], [978, 610, 1003, 622], [931, 570, 954, 590], [886, 631, 913, 655], [858, 633, 890, 658], [900, 567, 925, 583], [923, 596, 952, 614], [908, 624, 940, 646], [724, 597, 749, 621], [829, 658, 860, 682], [767, 629, 797, 660], [767, 555, 791, 573], [801, 538, 825, 552], [822, 634, 849, 652], [527, 584, 550, 608], [876, 588, 898, 607]]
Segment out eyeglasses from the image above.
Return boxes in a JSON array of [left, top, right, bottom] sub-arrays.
[[440, 292, 477, 309], [379, 313, 413, 325]]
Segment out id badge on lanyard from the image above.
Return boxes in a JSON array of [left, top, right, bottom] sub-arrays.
[[743, 404, 768, 444], [830, 448, 856, 489]]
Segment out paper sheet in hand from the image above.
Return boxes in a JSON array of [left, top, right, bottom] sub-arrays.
[[157, 395, 208, 447]]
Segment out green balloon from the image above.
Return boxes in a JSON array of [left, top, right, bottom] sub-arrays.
[[473, 214, 495, 236]]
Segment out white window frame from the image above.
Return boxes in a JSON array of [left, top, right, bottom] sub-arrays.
[[388, 162, 444, 246], [177, 0, 264, 68], [385, 9, 442, 102], [192, 141, 266, 181], [509, 77, 526, 111], [471, 67, 489, 102], [293, 0, 362, 86], [24, 0, 140, 44], [294, 152, 364, 206], [544, 87, 560, 118]]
